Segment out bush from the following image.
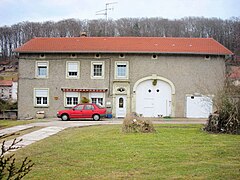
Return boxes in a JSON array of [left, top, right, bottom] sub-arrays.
[[0, 138, 34, 179], [204, 86, 240, 134], [81, 97, 90, 103], [122, 113, 155, 133]]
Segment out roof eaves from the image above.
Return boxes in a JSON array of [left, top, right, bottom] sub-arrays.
[[16, 50, 232, 56]]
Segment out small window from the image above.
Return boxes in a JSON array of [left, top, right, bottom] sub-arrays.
[[205, 55, 211, 60], [119, 54, 125, 58], [119, 98, 124, 108], [117, 87, 125, 93], [34, 89, 49, 107], [152, 54, 157, 59], [95, 54, 101, 58], [156, 89, 160, 92], [66, 61, 79, 79], [40, 54, 45, 58], [148, 89, 151, 93], [36, 62, 48, 78], [71, 54, 76, 58], [191, 96, 194, 99]]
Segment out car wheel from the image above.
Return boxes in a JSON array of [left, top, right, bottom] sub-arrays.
[[93, 114, 100, 121], [61, 114, 69, 121]]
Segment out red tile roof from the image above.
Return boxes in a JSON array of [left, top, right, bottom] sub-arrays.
[[14, 37, 233, 55], [0, 80, 12, 87]]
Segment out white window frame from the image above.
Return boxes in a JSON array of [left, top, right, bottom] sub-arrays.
[[89, 92, 105, 106], [64, 92, 80, 107], [115, 61, 129, 79], [91, 61, 105, 79], [35, 61, 49, 78], [34, 88, 49, 107], [66, 61, 80, 79]]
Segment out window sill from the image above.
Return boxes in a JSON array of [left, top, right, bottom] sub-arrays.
[[113, 79, 130, 82], [34, 106, 49, 108], [66, 77, 80, 79], [91, 76, 104, 80]]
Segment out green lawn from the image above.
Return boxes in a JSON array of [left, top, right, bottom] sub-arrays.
[[13, 125, 240, 179], [0, 119, 44, 129]]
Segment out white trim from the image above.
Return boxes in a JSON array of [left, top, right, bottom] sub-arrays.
[[91, 61, 105, 79], [66, 61, 80, 79], [133, 75, 176, 94], [33, 88, 49, 107], [35, 61, 49, 78], [114, 61, 129, 80]]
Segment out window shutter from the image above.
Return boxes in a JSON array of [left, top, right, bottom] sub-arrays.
[[35, 89, 48, 97], [68, 63, 78, 72]]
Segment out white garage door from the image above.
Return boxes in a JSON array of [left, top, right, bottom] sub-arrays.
[[136, 80, 172, 117], [186, 96, 213, 118]]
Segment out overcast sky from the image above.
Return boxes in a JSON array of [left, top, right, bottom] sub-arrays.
[[0, 0, 239, 26]]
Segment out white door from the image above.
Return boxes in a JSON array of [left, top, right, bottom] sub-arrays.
[[186, 96, 213, 118], [136, 80, 172, 117], [116, 95, 127, 118]]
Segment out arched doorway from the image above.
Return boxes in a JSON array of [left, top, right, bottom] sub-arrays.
[[133, 75, 175, 117]]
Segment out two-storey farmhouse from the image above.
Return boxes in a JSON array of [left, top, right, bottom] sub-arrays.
[[14, 37, 233, 119]]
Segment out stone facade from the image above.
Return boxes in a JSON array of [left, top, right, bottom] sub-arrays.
[[18, 52, 226, 119]]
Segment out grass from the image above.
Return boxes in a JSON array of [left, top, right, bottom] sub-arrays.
[[12, 124, 240, 179], [0, 119, 46, 129]]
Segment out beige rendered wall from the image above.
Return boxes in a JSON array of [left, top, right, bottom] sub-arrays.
[[18, 53, 225, 119]]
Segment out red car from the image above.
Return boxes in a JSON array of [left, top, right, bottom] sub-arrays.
[[57, 103, 107, 121]]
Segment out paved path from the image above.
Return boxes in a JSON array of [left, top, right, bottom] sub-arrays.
[[1, 118, 207, 152]]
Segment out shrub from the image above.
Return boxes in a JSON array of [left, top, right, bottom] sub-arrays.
[[204, 85, 240, 134], [0, 138, 34, 179], [122, 112, 155, 133], [81, 97, 90, 103]]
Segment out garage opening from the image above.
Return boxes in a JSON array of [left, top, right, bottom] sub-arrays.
[[186, 95, 213, 118]]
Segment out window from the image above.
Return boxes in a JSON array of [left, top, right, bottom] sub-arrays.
[[90, 92, 104, 106], [66, 61, 79, 79], [74, 104, 84, 110], [91, 98, 103, 105], [65, 92, 79, 107], [40, 54, 45, 58], [115, 61, 129, 79], [34, 89, 49, 107], [95, 54, 101, 58], [36, 61, 48, 78], [119, 98, 124, 108], [84, 105, 94, 110], [152, 54, 158, 59], [119, 54, 125, 58], [91, 61, 104, 79]]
